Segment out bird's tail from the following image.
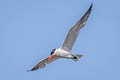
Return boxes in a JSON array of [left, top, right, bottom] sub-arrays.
[[71, 54, 83, 61]]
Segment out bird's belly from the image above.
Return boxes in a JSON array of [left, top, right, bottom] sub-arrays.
[[55, 48, 73, 58]]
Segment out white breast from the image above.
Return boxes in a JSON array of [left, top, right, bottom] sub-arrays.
[[54, 48, 70, 57]]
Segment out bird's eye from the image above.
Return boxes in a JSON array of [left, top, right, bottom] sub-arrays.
[[50, 49, 56, 55]]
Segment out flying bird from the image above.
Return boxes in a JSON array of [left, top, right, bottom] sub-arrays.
[[28, 3, 93, 71]]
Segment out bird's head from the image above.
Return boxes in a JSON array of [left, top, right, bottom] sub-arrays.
[[48, 49, 56, 63]]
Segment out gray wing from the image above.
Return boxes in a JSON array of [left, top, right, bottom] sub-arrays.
[[29, 55, 60, 71], [61, 3, 93, 52]]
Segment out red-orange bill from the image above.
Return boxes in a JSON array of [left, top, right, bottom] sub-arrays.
[[48, 55, 53, 63]]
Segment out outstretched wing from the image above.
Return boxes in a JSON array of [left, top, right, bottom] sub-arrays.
[[61, 3, 93, 52], [29, 55, 60, 71]]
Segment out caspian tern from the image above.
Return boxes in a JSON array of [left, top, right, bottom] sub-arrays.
[[29, 3, 93, 71]]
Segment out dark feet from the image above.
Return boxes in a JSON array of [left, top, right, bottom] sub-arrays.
[[73, 56, 77, 59]]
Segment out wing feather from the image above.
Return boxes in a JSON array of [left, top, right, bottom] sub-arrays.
[[29, 55, 60, 71], [61, 3, 93, 51]]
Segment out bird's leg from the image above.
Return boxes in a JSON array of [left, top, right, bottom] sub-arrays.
[[70, 54, 77, 59]]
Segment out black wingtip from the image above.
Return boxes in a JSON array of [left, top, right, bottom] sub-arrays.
[[79, 2, 93, 23], [90, 2, 93, 9], [88, 2, 93, 14], [26, 67, 39, 72], [29, 66, 39, 72], [26, 69, 35, 72]]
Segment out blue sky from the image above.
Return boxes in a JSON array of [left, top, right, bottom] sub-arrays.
[[0, 0, 120, 80]]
